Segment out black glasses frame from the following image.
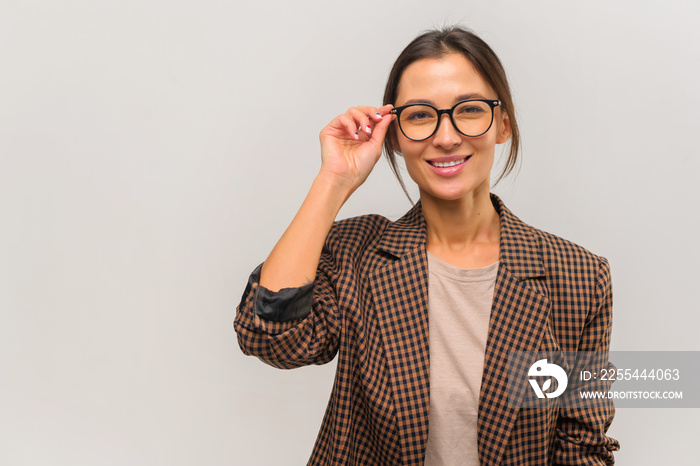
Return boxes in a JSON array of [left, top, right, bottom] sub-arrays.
[[390, 99, 501, 141]]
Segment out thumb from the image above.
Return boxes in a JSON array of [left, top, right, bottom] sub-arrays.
[[369, 114, 394, 146]]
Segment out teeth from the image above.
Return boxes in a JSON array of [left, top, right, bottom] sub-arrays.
[[431, 157, 467, 168]]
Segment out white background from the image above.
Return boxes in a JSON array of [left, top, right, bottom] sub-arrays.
[[1, 0, 699, 464]]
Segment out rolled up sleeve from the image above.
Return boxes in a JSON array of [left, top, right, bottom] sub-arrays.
[[234, 234, 343, 369]]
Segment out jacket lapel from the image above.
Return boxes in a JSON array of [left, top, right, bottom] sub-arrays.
[[368, 202, 430, 464], [368, 194, 551, 465], [477, 194, 551, 465]]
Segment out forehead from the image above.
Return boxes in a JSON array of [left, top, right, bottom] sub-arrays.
[[395, 52, 495, 105]]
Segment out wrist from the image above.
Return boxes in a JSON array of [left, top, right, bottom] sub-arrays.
[[314, 171, 357, 201]]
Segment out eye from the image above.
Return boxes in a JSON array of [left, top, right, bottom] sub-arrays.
[[458, 105, 486, 115], [405, 111, 432, 121]]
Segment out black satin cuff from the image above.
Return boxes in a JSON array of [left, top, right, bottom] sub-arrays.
[[248, 262, 313, 323]]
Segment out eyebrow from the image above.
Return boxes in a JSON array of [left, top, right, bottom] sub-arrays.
[[402, 93, 487, 106]]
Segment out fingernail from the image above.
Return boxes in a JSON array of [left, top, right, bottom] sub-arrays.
[[365, 125, 371, 134], [358, 125, 362, 131], [354, 131, 359, 140], [375, 112, 381, 118]]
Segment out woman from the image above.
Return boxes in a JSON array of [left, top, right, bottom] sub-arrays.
[[235, 26, 619, 465]]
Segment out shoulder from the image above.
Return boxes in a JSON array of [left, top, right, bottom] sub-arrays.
[[322, 213, 393, 260], [507, 212, 614, 336], [315, 213, 399, 281], [323, 208, 422, 277], [495, 192, 603, 269], [525, 221, 610, 290], [533, 225, 603, 265], [494, 191, 608, 288], [326, 213, 390, 243]]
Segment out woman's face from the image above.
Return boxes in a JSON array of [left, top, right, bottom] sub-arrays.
[[393, 52, 511, 203]]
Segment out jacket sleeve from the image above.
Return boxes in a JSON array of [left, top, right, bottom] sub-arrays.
[[552, 257, 620, 465], [233, 229, 342, 370]]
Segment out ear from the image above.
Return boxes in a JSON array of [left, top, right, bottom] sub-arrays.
[[496, 111, 512, 144]]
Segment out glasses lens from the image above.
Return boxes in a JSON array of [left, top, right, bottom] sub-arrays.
[[452, 100, 493, 136], [399, 105, 438, 140]]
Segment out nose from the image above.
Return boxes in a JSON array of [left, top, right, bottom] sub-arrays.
[[432, 113, 462, 150]]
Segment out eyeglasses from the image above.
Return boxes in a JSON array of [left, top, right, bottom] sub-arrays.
[[390, 99, 501, 141]]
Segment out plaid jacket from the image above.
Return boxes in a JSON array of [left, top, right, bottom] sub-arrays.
[[235, 193, 619, 465]]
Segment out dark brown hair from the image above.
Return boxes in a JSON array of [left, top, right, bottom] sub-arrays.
[[382, 26, 521, 203]]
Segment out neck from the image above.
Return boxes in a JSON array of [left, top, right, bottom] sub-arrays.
[[420, 184, 500, 259]]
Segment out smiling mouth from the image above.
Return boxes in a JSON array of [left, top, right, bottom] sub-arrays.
[[427, 156, 471, 167]]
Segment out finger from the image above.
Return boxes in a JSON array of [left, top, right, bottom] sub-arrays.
[[337, 114, 360, 140], [348, 106, 394, 131], [374, 104, 394, 120], [347, 107, 373, 136], [352, 106, 386, 125], [365, 105, 394, 129], [361, 107, 382, 123]]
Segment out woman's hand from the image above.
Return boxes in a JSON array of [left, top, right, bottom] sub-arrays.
[[318, 104, 394, 191]]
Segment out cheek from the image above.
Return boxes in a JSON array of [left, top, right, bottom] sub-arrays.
[[402, 152, 422, 177], [474, 132, 500, 155], [397, 138, 424, 161], [398, 145, 427, 180]]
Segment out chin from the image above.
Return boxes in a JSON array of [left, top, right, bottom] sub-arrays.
[[421, 177, 491, 202], [423, 186, 472, 202]]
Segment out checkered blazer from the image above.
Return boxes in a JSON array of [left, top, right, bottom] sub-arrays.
[[235, 193, 619, 465]]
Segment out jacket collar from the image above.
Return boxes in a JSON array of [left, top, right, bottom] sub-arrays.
[[377, 193, 545, 280]]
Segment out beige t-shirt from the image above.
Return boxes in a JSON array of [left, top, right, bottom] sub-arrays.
[[424, 251, 498, 466]]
